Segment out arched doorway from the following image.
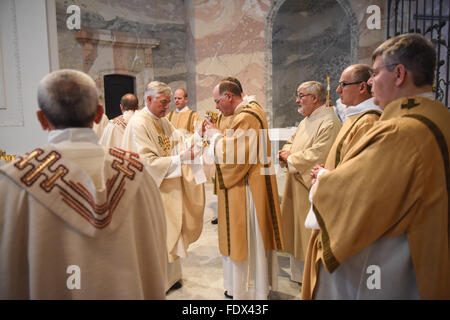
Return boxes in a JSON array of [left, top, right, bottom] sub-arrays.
[[266, 0, 358, 128]]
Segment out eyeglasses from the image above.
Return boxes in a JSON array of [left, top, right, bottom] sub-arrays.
[[214, 94, 226, 104], [369, 63, 399, 77], [295, 93, 312, 100], [338, 81, 363, 88]]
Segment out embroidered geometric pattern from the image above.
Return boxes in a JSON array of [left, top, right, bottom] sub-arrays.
[[13, 147, 143, 229], [158, 135, 172, 156], [113, 115, 127, 130]]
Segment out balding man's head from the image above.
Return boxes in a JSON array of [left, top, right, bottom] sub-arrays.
[[336, 64, 373, 107], [37, 69, 98, 129], [120, 93, 139, 111]]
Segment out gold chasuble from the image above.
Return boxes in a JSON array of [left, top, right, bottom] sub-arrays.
[[214, 101, 284, 262], [213, 113, 234, 195], [122, 109, 205, 262], [324, 110, 381, 169], [302, 97, 450, 299], [280, 105, 341, 262], [166, 108, 201, 135]]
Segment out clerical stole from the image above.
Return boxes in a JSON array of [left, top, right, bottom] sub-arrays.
[[302, 97, 450, 299], [213, 113, 234, 195], [215, 101, 284, 262], [166, 109, 201, 135]]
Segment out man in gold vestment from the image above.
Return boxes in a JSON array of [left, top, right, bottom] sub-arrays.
[[122, 81, 206, 293], [211, 77, 253, 224], [203, 80, 284, 299], [278, 81, 341, 283], [304, 64, 382, 297], [303, 34, 450, 299], [165, 88, 206, 229], [166, 88, 201, 135]]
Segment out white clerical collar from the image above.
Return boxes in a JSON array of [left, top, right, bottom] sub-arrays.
[[123, 110, 136, 122], [123, 110, 135, 116], [175, 106, 190, 113], [48, 128, 99, 144], [345, 97, 382, 117], [233, 99, 247, 114], [417, 91, 435, 100], [144, 106, 160, 119], [243, 95, 257, 104]]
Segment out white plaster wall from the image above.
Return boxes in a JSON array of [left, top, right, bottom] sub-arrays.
[[0, 0, 51, 156]]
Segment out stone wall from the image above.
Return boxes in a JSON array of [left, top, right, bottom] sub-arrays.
[[189, 0, 386, 127], [55, 0, 387, 126], [56, 0, 187, 112]]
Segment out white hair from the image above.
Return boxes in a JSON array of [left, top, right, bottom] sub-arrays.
[[37, 69, 98, 128], [144, 81, 172, 108], [298, 81, 327, 104]]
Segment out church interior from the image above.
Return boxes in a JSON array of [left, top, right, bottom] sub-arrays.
[[0, 0, 448, 301]]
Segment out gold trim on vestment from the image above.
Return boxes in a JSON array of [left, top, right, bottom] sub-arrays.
[[313, 205, 340, 272], [240, 107, 283, 250], [335, 110, 381, 167], [186, 110, 195, 133], [403, 113, 449, 240]]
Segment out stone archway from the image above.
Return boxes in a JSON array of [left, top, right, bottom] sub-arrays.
[[265, 0, 358, 128]]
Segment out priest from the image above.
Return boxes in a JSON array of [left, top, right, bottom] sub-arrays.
[[203, 80, 284, 300], [99, 93, 139, 148], [0, 69, 168, 299], [278, 81, 341, 284], [303, 33, 450, 299], [122, 81, 206, 293], [166, 88, 201, 136]]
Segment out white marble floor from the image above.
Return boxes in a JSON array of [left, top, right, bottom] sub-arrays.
[[166, 181, 302, 300]]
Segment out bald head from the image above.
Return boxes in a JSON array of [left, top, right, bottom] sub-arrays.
[[120, 93, 139, 111], [37, 69, 98, 129], [174, 88, 188, 110], [337, 64, 373, 107]]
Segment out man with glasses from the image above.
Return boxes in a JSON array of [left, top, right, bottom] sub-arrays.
[[278, 81, 341, 285], [302, 33, 449, 299], [211, 77, 251, 225], [202, 80, 284, 300], [310, 64, 382, 184], [122, 81, 206, 294]]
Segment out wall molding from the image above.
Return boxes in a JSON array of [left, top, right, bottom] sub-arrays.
[[0, 0, 24, 126]]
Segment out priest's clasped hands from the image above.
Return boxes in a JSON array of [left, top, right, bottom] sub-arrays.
[[179, 116, 220, 163], [200, 117, 220, 139]]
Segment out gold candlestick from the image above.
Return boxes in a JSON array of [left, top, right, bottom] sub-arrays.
[[326, 74, 331, 107]]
